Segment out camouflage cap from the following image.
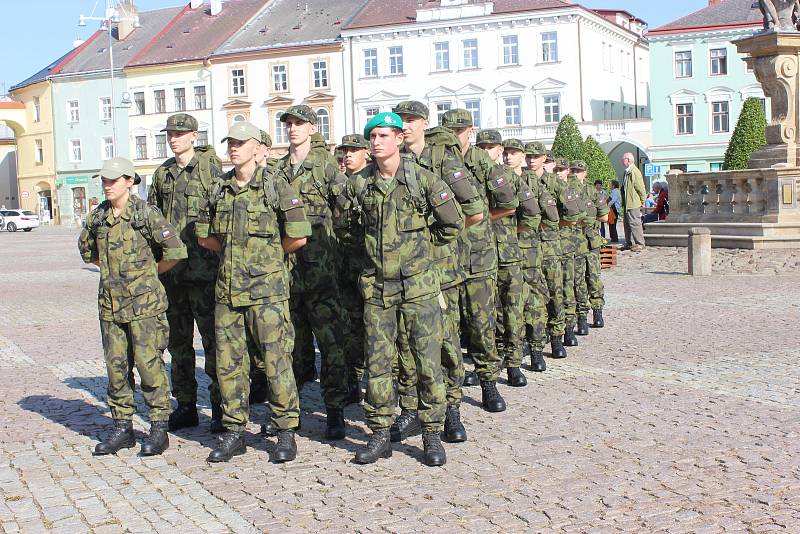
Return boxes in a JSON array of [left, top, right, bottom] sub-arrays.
[[392, 100, 429, 119], [570, 159, 587, 172], [259, 130, 273, 147], [475, 129, 502, 146], [339, 133, 370, 149], [334, 146, 344, 160], [93, 157, 141, 184], [221, 121, 261, 143], [545, 150, 555, 162], [524, 141, 547, 156], [161, 113, 198, 132], [502, 138, 525, 152], [280, 105, 317, 124], [554, 158, 571, 170], [440, 109, 473, 129], [364, 112, 404, 138]]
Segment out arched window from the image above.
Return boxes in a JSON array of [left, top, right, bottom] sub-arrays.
[[233, 114, 245, 122], [274, 111, 288, 144], [316, 108, 330, 141]]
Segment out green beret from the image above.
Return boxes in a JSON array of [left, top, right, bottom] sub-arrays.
[[364, 112, 404, 138]]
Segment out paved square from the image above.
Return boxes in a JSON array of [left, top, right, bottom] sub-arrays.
[[1, 227, 798, 533]]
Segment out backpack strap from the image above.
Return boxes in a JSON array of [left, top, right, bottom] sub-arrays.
[[261, 166, 279, 210], [402, 157, 425, 209]]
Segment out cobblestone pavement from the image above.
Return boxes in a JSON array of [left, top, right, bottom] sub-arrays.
[[0, 226, 798, 533]]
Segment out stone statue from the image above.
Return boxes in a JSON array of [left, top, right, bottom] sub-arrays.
[[758, 0, 800, 31]]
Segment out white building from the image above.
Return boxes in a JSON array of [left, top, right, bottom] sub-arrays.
[[341, 0, 651, 157]]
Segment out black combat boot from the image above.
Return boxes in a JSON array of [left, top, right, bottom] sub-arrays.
[[576, 315, 590, 336], [563, 325, 578, 347], [348, 376, 363, 405], [94, 419, 135, 455], [592, 308, 605, 328], [507, 367, 527, 387], [260, 420, 277, 438], [248, 376, 268, 404], [168, 403, 198, 431], [325, 408, 346, 440], [463, 370, 479, 387], [422, 431, 447, 467], [209, 402, 224, 434], [271, 430, 297, 463], [140, 421, 169, 456], [389, 409, 421, 442], [354, 430, 392, 464], [480, 381, 507, 412], [530, 348, 547, 372], [207, 431, 245, 463], [442, 405, 467, 443], [522, 339, 532, 360], [550, 337, 567, 359]]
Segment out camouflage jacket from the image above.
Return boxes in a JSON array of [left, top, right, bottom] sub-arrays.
[[564, 174, 590, 254], [336, 157, 463, 307], [540, 171, 585, 243], [147, 147, 222, 284], [196, 167, 312, 307], [79, 195, 187, 322], [273, 140, 346, 293], [518, 170, 558, 251], [580, 180, 610, 250], [492, 166, 540, 267]]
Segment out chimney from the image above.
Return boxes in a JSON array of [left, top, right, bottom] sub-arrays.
[[116, 0, 139, 41], [190, 0, 204, 8], [211, 0, 222, 15]]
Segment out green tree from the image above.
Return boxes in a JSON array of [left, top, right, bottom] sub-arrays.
[[583, 136, 615, 189], [551, 114, 584, 161], [723, 97, 766, 170]]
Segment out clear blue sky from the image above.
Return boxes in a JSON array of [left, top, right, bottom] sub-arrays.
[[1, 0, 709, 93]]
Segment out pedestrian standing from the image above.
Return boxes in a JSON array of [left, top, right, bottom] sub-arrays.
[[620, 152, 647, 251]]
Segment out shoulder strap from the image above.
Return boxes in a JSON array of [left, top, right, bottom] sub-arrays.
[[130, 197, 154, 243], [354, 173, 369, 209], [261, 167, 278, 210], [403, 158, 424, 205]]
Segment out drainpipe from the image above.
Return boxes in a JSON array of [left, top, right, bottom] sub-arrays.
[[577, 16, 585, 122], [348, 35, 356, 132], [633, 40, 639, 119]]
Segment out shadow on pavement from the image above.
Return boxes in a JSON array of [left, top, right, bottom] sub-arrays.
[[17, 394, 118, 441]]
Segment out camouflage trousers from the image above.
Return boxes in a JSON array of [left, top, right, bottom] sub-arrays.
[[521, 242, 546, 355], [396, 285, 463, 409], [289, 288, 349, 410], [339, 274, 366, 381], [459, 274, 500, 381], [364, 295, 445, 432], [586, 248, 605, 310], [100, 314, 171, 422], [495, 263, 525, 368], [561, 250, 577, 328], [215, 301, 299, 432], [163, 281, 219, 405], [575, 247, 590, 317], [532, 239, 565, 350]]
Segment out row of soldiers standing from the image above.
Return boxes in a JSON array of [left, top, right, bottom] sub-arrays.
[[79, 101, 608, 467]]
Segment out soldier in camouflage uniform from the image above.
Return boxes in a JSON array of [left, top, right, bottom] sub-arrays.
[[197, 121, 311, 463], [518, 142, 559, 373], [337, 112, 463, 466], [79, 157, 187, 456], [273, 105, 350, 440], [147, 113, 223, 433], [570, 160, 609, 332], [554, 159, 584, 348], [389, 104, 484, 444]]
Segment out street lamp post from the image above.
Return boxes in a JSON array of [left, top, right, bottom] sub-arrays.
[[79, 1, 139, 158]]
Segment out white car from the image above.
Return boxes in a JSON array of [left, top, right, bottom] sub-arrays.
[[0, 209, 40, 232]]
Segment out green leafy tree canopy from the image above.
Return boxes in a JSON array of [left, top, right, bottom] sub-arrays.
[[551, 114, 584, 161], [583, 136, 615, 189], [722, 97, 766, 170]]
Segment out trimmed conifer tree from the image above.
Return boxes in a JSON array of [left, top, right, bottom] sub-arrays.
[[551, 114, 584, 161], [583, 136, 616, 189], [722, 97, 767, 170]]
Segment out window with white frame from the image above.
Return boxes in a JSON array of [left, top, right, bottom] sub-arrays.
[[101, 137, 114, 160], [365, 107, 379, 120], [233, 114, 245, 122], [194, 86, 207, 109], [502, 35, 518, 65], [313, 60, 328, 88], [675, 50, 692, 78], [274, 112, 288, 144], [434, 42, 450, 71], [154, 90, 166, 113], [317, 109, 331, 141], [174, 88, 186, 112], [134, 92, 145, 114], [135, 136, 147, 160], [436, 102, 452, 125], [389, 46, 404, 75], [196, 130, 209, 146], [69, 139, 82, 162], [155, 134, 167, 159], [609, 44, 615, 73], [541, 32, 558, 63], [710, 48, 728, 76], [504, 96, 521, 125], [67, 100, 80, 123], [463, 39, 478, 69], [364, 48, 378, 77], [601, 41, 608, 70], [231, 68, 246, 95], [464, 100, 481, 127], [33, 96, 41, 122], [543, 94, 560, 123], [711, 101, 729, 133], [99, 97, 112, 121], [676, 103, 694, 134], [272, 64, 288, 92], [35, 139, 43, 163]]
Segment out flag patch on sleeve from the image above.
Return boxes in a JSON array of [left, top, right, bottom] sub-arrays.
[[495, 177, 505, 186], [439, 191, 451, 201], [291, 198, 301, 206], [453, 171, 463, 179], [161, 229, 172, 239]]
